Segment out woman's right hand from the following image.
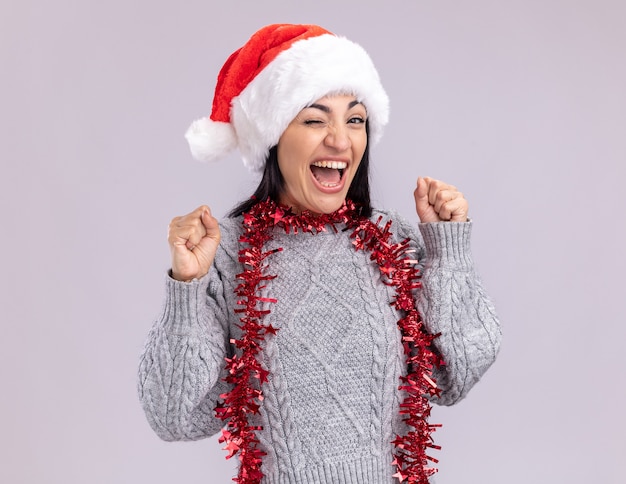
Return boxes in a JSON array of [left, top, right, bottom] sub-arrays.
[[168, 206, 221, 281]]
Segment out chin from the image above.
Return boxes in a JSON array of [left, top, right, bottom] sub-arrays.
[[308, 195, 347, 214], [287, 194, 344, 215]]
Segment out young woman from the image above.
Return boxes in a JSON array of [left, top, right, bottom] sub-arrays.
[[138, 24, 501, 484]]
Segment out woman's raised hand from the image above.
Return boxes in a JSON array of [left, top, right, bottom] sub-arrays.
[[168, 206, 221, 281], [413, 176, 469, 223]]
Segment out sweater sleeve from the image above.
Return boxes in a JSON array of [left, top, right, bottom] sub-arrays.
[[137, 266, 232, 441], [390, 212, 502, 406]]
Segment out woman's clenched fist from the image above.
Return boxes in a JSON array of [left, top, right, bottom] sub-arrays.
[[168, 206, 221, 281]]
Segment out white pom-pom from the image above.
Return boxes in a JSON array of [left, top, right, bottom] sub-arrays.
[[184, 118, 237, 162]]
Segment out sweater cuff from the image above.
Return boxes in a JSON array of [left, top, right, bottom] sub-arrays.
[[418, 221, 473, 271], [160, 271, 211, 334]]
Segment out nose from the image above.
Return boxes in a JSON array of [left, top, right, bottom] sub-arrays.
[[324, 124, 351, 152]]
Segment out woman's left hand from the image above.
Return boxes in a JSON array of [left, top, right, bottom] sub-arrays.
[[413, 176, 469, 223]]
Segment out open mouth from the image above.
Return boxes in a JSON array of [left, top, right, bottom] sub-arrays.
[[310, 161, 347, 188]]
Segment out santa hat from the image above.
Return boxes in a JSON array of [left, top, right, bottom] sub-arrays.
[[185, 24, 389, 172]]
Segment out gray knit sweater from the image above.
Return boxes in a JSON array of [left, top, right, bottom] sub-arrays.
[[138, 209, 501, 483]]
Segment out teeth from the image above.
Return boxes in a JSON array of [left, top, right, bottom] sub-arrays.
[[319, 181, 339, 187], [312, 161, 347, 169]]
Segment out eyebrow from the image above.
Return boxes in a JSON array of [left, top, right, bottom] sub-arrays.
[[307, 100, 363, 113]]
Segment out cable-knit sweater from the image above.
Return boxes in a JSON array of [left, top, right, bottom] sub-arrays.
[[138, 209, 501, 483]]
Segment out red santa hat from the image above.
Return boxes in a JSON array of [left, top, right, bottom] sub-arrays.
[[185, 24, 390, 172]]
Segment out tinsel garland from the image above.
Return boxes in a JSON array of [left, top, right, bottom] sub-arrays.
[[215, 198, 443, 484]]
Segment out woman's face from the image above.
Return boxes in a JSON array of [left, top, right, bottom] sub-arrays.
[[277, 94, 368, 214]]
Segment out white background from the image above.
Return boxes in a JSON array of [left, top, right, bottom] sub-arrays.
[[2, 1, 624, 482]]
